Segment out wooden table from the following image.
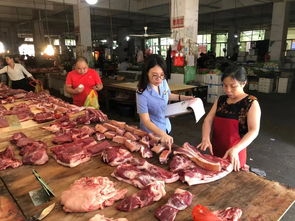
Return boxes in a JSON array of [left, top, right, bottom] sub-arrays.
[[102, 80, 198, 111], [1, 96, 295, 221], [0, 147, 294, 221]]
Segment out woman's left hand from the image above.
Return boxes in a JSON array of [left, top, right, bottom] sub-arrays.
[[223, 147, 240, 171]]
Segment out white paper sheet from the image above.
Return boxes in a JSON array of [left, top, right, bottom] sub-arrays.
[[165, 98, 205, 123]]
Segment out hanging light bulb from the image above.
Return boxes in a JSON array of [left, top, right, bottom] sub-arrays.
[[44, 44, 55, 56], [85, 0, 98, 5]]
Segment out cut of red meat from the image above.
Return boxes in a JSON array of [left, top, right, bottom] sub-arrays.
[[95, 124, 108, 133], [124, 132, 139, 141], [115, 127, 125, 136], [124, 124, 137, 133], [112, 135, 127, 144], [104, 131, 116, 139], [33, 112, 55, 123], [139, 136, 150, 147], [139, 145, 153, 158], [101, 146, 133, 166], [10, 132, 27, 144], [133, 128, 148, 137], [52, 133, 73, 144], [155, 189, 193, 221], [124, 140, 141, 152], [116, 181, 165, 212], [61, 176, 127, 212], [112, 158, 179, 189], [159, 150, 171, 164], [20, 141, 48, 165], [151, 144, 166, 154], [174, 142, 222, 172], [86, 140, 111, 156], [51, 142, 91, 167], [103, 123, 118, 132], [95, 132, 106, 141], [213, 207, 243, 221], [16, 137, 34, 148], [0, 146, 22, 170], [109, 120, 126, 129], [192, 205, 242, 221], [89, 214, 128, 221], [0, 117, 9, 128], [170, 155, 233, 186]]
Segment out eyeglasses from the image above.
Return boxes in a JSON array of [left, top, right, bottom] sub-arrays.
[[152, 74, 165, 80]]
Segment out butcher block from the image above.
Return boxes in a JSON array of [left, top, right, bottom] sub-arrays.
[[0, 147, 294, 221]]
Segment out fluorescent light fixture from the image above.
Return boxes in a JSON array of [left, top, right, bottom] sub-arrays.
[[126, 36, 130, 41], [85, 0, 98, 5], [234, 34, 238, 38]]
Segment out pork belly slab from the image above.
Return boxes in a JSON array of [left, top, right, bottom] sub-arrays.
[[61, 176, 127, 213]]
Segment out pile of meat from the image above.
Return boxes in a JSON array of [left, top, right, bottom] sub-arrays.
[[155, 188, 193, 221], [60, 176, 127, 212], [10, 132, 48, 165], [0, 146, 22, 171], [169, 142, 233, 185], [192, 204, 242, 221]]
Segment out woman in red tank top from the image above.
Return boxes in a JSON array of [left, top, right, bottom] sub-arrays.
[[197, 64, 261, 171]]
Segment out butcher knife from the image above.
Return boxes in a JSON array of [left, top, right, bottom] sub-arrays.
[[29, 170, 55, 206], [29, 202, 55, 221]]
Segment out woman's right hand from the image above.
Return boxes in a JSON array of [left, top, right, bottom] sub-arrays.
[[160, 134, 174, 149], [197, 138, 213, 155], [75, 87, 84, 94]]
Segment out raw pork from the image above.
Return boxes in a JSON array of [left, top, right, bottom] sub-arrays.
[[61, 176, 127, 212], [89, 214, 128, 221], [192, 204, 242, 221], [112, 158, 179, 189], [0, 146, 22, 170], [101, 146, 133, 166], [20, 141, 48, 165], [155, 189, 193, 221], [116, 181, 165, 212]]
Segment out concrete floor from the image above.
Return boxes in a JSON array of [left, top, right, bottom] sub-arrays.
[[103, 80, 295, 220]]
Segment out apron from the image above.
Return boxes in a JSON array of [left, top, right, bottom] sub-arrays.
[[212, 116, 247, 168]]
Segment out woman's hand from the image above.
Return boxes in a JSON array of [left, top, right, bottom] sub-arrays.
[[160, 133, 174, 149], [197, 138, 213, 155], [75, 86, 84, 94], [223, 147, 240, 171]]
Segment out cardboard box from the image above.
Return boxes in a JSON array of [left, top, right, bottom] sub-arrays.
[[249, 82, 258, 90], [204, 74, 222, 84], [258, 78, 273, 93]]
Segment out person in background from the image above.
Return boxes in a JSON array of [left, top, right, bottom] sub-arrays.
[[0, 55, 35, 91], [117, 58, 131, 71], [65, 56, 103, 107], [197, 63, 261, 171], [136, 54, 194, 148]]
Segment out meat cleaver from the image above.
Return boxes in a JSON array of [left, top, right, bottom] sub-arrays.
[[29, 170, 55, 206], [28, 202, 55, 221]]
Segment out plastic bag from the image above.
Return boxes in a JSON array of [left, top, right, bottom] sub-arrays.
[[84, 89, 100, 109], [174, 53, 185, 67], [29, 80, 44, 93]]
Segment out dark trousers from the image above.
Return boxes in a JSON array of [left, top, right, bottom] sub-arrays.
[[11, 78, 34, 92]]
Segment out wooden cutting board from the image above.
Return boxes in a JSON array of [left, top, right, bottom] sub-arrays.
[[0, 178, 25, 221], [1, 152, 294, 221]]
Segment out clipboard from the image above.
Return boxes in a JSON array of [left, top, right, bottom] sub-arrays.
[[165, 98, 205, 123]]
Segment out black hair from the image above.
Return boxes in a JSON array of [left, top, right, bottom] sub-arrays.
[[221, 63, 247, 83], [75, 56, 88, 64], [137, 54, 166, 93]]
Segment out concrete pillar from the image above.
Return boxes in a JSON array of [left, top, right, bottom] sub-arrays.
[[8, 24, 18, 54], [33, 17, 45, 58], [171, 0, 199, 61], [73, 1, 93, 65], [211, 33, 216, 55], [269, 1, 289, 62]]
